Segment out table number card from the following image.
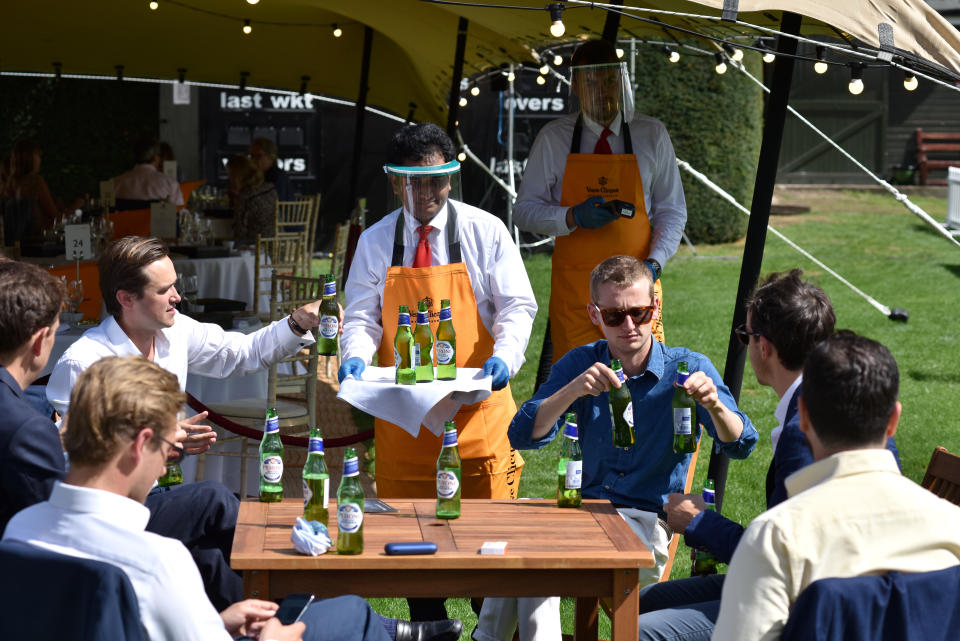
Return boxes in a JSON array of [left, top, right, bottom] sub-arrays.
[[163, 160, 178, 179], [150, 201, 178, 239], [64, 224, 93, 260], [99, 180, 116, 208]]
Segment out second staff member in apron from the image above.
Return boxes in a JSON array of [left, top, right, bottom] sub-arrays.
[[338, 123, 537, 618], [514, 38, 687, 364]]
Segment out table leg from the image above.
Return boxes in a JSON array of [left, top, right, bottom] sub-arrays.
[[608, 569, 639, 641], [574, 597, 599, 641], [243, 569, 270, 600]]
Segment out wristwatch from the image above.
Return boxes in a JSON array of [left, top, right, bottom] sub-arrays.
[[287, 315, 308, 336]]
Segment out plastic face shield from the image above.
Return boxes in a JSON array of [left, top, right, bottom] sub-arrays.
[[384, 160, 462, 223], [570, 61, 635, 127]]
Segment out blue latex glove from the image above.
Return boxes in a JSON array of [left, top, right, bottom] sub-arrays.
[[482, 356, 510, 391], [572, 196, 618, 229], [338, 357, 365, 383]]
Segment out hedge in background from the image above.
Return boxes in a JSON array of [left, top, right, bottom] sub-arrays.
[[632, 47, 763, 244], [0, 77, 158, 203]]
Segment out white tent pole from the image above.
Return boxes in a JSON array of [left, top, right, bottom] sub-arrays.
[[506, 64, 518, 245]]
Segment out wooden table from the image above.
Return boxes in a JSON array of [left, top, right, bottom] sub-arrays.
[[233, 498, 653, 641]]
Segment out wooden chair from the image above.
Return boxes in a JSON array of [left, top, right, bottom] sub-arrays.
[[921, 446, 960, 505], [274, 198, 313, 236], [254, 233, 305, 321], [304, 193, 321, 273], [659, 441, 700, 581], [330, 220, 351, 289], [201, 273, 321, 495]]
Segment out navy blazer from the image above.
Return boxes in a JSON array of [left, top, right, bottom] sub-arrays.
[[0, 367, 66, 535], [684, 384, 900, 563]]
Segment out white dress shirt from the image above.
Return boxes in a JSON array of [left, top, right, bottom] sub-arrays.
[[3, 481, 231, 641], [514, 111, 687, 269], [341, 199, 536, 376], [46, 312, 313, 416], [113, 163, 184, 205], [713, 449, 960, 641], [770, 374, 802, 453]]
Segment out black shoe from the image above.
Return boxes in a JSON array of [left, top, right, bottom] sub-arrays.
[[395, 619, 464, 641]]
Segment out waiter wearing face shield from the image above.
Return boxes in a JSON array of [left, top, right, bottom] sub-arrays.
[[339, 122, 536, 507], [515, 38, 687, 363]]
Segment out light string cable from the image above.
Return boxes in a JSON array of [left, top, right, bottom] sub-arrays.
[[567, 0, 960, 90], [675, 158, 899, 318], [727, 56, 960, 250]]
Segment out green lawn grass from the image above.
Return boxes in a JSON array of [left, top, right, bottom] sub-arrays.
[[357, 189, 960, 637]]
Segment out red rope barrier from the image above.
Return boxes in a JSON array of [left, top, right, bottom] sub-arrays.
[[186, 393, 374, 449]]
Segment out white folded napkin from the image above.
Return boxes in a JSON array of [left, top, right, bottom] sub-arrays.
[[337, 366, 492, 437], [291, 517, 332, 556]]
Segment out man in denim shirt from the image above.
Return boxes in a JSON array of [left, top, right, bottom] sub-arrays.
[[474, 255, 757, 641]]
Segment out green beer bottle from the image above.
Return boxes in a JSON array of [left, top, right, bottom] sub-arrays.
[[336, 447, 364, 554], [435, 299, 457, 380], [557, 413, 582, 508], [317, 274, 339, 357], [436, 420, 461, 519], [672, 361, 698, 454], [691, 479, 719, 577], [413, 300, 435, 383], [157, 461, 183, 487], [609, 359, 635, 447], [302, 426, 330, 526], [259, 407, 284, 502], [394, 305, 416, 385]]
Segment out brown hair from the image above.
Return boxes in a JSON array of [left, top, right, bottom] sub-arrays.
[[0, 259, 65, 358], [226, 154, 264, 192], [63, 356, 184, 466], [571, 39, 620, 67], [250, 137, 278, 159], [99, 236, 169, 318], [589, 255, 654, 302]]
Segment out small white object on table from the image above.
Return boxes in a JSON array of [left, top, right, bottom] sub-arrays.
[[336, 366, 492, 437]]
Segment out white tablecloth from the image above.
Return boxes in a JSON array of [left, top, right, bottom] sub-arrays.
[[171, 252, 258, 311]]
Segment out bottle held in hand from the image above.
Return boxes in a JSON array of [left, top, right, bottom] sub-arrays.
[[435, 299, 457, 380], [691, 479, 719, 577], [302, 426, 330, 526], [413, 299, 435, 383], [609, 359, 635, 447], [259, 407, 284, 502], [436, 421, 461, 519], [557, 413, 582, 508], [317, 274, 339, 357], [394, 305, 416, 385], [337, 447, 365, 554], [672, 361, 698, 454]]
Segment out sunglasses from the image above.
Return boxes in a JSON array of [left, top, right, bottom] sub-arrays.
[[592, 303, 655, 327], [156, 433, 184, 463], [734, 323, 763, 346]]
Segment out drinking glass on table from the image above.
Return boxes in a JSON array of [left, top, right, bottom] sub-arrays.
[[66, 279, 84, 314], [182, 274, 200, 313]]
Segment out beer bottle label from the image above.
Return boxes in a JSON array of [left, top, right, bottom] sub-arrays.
[[442, 429, 458, 448], [703, 486, 715, 508], [323, 282, 336, 297], [565, 461, 582, 489], [623, 401, 634, 428], [303, 478, 312, 506], [303, 477, 330, 508], [394, 348, 401, 368], [436, 341, 454, 364], [337, 502, 363, 532], [319, 315, 339, 339], [308, 437, 324, 454], [436, 470, 460, 498], [674, 407, 692, 435], [261, 455, 283, 483], [414, 343, 421, 365], [265, 416, 280, 433]]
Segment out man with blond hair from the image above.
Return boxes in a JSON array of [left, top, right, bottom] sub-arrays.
[[4, 356, 401, 641]]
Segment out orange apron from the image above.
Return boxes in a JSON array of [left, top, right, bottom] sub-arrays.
[[550, 116, 665, 363], [374, 205, 523, 499]]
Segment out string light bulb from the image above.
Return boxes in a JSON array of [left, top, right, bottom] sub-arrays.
[[536, 75, 546, 85], [763, 51, 775, 63], [663, 46, 680, 63], [457, 150, 467, 162], [507, 69, 516, 82], [553, 53, 563, 66], [470, 84, 480, 96], [731, 48, 744, 62], [540, 63, 550, 75], [246, 0, 259, 4], [148, 1, 158, 9], [903, 72, 918, 91], [714, 52, 727, 75], [459, 96, 468, 107], [814, 46, 828, 74], [242, 19, 252, 35], [616, 48, 625, 59], [848, 64, 864, 95], [548, 3, 565, 38], [332, 24, 342, 38]]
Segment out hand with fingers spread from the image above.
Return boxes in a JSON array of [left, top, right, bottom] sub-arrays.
[[530, 361, 623, 439], [179, 411, 216, 455]]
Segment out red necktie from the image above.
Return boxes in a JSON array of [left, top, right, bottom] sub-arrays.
[[413, 225, 434, 268], [594, 127, 613, 154]]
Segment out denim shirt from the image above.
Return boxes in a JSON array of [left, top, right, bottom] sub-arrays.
[[509, 339, 758, 515]]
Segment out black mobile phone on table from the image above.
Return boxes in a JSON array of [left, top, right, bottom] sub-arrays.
[[276, 593, 315, 624]]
